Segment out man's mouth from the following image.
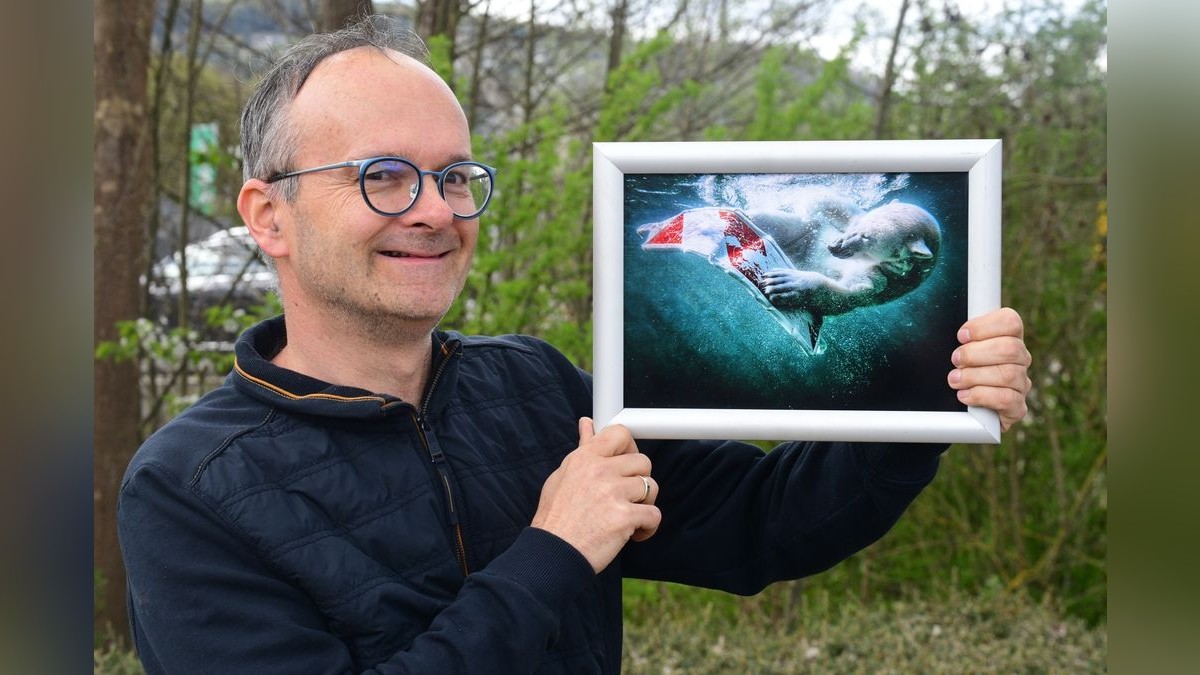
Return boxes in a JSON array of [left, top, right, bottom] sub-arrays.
[[379, 250, 448, 259]]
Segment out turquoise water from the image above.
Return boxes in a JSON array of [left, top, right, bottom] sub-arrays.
[[622, 172, 969, 412]]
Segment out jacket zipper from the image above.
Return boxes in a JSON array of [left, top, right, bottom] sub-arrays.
[[414, 341, 468, 576]]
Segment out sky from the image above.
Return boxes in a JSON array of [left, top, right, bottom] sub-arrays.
[[465, 0, 1101, 73], [811, 0, 1102, 71]]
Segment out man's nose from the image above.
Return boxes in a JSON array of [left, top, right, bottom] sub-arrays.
[[405, 174, 455, 225]]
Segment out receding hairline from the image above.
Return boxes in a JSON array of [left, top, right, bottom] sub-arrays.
[[296, 45, 448, 99], [279, 48, 472, 178]]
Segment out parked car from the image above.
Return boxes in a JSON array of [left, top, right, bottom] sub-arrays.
[[148, 226, 276, 333]]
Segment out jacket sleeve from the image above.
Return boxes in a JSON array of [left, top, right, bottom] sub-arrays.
[[620, 438, 945, 593], [119, 462, 595, 675], [529, 336, 947, 595]]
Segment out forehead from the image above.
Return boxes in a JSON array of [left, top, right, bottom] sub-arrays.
[[287, 47, 470, 162]]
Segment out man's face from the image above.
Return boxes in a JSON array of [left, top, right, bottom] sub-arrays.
[[271, 48, 479, 333]]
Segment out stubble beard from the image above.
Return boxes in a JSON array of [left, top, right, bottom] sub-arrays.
[[291, 216, 467, 346]]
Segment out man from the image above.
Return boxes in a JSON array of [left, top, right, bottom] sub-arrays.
[[119, 18, 1033, 674]]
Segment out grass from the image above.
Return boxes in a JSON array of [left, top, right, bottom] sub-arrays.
[[94, 588, 1106, 673], [622, 584, 1106, 673]]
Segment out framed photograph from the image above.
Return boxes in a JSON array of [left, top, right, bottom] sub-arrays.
[[592, 139, 1002, 443]]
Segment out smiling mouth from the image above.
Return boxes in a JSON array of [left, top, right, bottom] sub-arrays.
[[379, 251, 449, 259]]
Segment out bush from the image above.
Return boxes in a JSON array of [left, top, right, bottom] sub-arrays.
[[93, 641, 145, 675]]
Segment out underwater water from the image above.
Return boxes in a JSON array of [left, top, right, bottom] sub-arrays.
[[623, 172, 969, 412]]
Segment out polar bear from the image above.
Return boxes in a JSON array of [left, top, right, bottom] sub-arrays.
[[752, 199, 942, 317]]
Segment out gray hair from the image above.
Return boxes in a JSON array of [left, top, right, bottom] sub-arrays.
[[239, 14, 430, 200]]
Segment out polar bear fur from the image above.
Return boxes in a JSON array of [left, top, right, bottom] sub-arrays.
[[751, 199, 941, 317]]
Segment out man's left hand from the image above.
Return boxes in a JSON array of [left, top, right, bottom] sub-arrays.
[[947, 307, 1033, 431]]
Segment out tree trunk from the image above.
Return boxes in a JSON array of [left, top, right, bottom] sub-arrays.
[[94, 0, 155, 642], [604, 0, 628, 89], [466, 1, 491, 129], [177, 0, 204, 332], [521, 0, 536, 128], [874, 0, 910, 139], [318, 0, 375, 32], [416, 0, 464, 73]]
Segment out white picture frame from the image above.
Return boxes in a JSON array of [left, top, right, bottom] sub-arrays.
[[592, 139, 1002, 443]]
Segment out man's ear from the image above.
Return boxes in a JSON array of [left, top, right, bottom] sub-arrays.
[[238, 179, 289, 259]]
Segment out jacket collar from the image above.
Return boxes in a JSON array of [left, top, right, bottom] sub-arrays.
[[232, 315, 461, 420]]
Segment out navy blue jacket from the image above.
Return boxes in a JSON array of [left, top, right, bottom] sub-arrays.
[[119, 316, 946, 673]]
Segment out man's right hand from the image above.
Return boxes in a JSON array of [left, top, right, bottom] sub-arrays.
[[530, 418, 661, 573]]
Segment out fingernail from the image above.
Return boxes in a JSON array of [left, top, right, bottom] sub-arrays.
[[958, 328, 971, 343], [957, 389, 970, 402], [948, 369, 961, 385], [951, 349, 962, 366]]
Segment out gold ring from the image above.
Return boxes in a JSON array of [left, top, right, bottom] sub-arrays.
[[635, 475, 651, 504]]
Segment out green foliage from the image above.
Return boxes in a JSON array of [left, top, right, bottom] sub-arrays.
[[739, 33, 871, 142], [94, 642, 146, 675], [148, 52, 245, 219], [441, 3, 1107, 625], [447, 33, 704, 368], [595, 32, 681, 142], [96, 297, 281, 437], [103, 0, 1107, 655], [446, 104, 592, 366], [609, 0, 1107, 628], [426, 33, 467, 92], [869, 0, 1109, 624]]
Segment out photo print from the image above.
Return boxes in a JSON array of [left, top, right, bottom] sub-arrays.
[[623, 171, 968, 413]]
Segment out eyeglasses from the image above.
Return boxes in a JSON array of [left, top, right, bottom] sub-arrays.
[[266, 156, 496, 220]]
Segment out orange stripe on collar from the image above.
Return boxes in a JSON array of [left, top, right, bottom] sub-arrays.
[[233, 360, 388, 404]]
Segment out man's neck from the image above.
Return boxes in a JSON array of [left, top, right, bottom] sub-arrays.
[[272, 309, 436, 405]]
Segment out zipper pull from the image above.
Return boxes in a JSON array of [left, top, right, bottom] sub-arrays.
[[418, 414, 446, 464]]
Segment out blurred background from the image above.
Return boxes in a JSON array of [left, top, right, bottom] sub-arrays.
[[94, 0, 1107, 670]]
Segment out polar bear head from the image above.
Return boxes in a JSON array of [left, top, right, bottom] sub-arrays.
[[827, 201, 941, 278]]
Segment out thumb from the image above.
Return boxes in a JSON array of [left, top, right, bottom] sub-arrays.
[[578, 417, 595, 444]]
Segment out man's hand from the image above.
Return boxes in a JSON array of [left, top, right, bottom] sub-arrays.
[[947, 307, 1033, 431], [530, 419, 661, 573]]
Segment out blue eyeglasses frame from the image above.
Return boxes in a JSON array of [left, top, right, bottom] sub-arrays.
[[266, 156, 497, 220]]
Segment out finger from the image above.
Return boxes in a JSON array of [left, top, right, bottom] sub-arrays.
[[628, 473, 658, 505], [955, 384, 1028, 430], [611, 452, 652, 478], [948, 363, 1032, 393], [578, 417, 595, 444], [587, 423, 638, 457], [629, 505, 662, 543], [958, 307, 1024, 343], [951, 336, 1031, 369]]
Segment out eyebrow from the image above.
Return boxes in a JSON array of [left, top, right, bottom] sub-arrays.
[[364, 152, 476, 167]]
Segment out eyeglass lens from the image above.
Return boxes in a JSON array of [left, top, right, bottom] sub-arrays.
[[362, 158, 492, 218]]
